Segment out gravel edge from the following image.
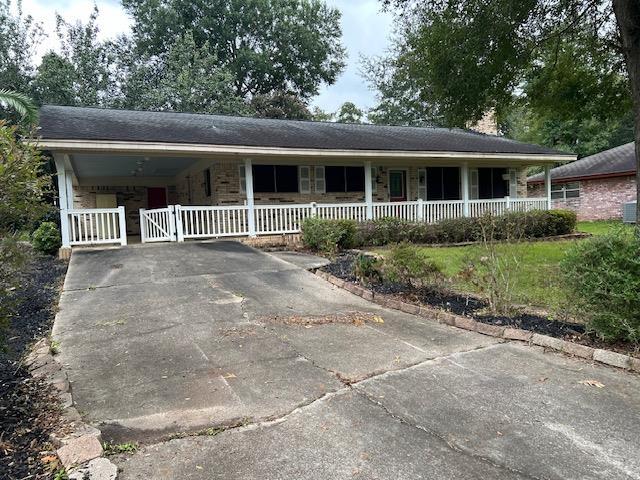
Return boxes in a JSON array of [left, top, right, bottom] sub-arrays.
[[315, 269, 639, 373]]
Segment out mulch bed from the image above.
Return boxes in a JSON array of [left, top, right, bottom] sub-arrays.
[[323, 253, 640, 358], [1, 254, 68, 480]]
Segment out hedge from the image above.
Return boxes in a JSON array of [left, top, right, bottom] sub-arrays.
[[301, 210, 576, 250]]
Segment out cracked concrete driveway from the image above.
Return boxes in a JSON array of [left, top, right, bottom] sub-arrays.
[[53, 241, 640, 479]]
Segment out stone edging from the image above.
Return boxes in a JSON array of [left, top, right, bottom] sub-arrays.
[[24, 338, 117, 479], [315, 270, 640, 373]]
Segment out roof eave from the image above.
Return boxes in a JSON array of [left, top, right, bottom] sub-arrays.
[[528, 170, 636, 184], [33, 138, 576, 163]]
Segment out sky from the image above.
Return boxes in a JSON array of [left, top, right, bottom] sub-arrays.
[[19, 0, 394, 113]]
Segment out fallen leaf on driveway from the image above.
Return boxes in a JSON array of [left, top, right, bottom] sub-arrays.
[[223, 373, 236, 379], [579, 379, 605, 388], [372, 315, 384, 324], [537, 377, 548, 383]]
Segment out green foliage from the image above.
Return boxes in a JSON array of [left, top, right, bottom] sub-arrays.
[[335, 102, 364, 123], [353, 210, 576, 247], [251, 90, 312, 120], [103, 442, 139, 456], [561, 231, 640, 343], [0, 89, 38, 124], [122, 0, 346, 99], [32, 221, 61, 255], [301, 217, 356, 254], [0, 236, 28, 348], [119, 32, 248, 115], [383, 244, 443, 289], [0, 121, 51, 232], [354, 254, 383, 285]]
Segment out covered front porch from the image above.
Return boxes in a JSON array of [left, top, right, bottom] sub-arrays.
[[52, 151, 555, 247]]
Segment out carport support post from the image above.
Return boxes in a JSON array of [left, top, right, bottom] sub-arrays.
[[118, 206, 127, 246], [364, 161, 373, 220], [544, 165, 552, 210], [54, 155, 71, 248], [244, 158, 256, 237], [461, 162, 470, 217]]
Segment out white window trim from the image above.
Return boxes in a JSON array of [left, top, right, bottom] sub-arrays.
[[508, 168, 518, 199], [299, 166, 311, 194], [314, 166, 326, 193], [418, 168, 427, 200], [551, 182, 580, 200]]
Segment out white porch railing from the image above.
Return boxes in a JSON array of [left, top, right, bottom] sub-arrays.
[[64, 207, 127, 246], [61, 197, 548, 246]]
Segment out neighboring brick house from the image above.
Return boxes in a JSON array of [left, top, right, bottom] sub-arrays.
[[528, 142, 637, 220]]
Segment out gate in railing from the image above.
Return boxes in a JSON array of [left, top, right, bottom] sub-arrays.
[[140, 206, 176, 243]]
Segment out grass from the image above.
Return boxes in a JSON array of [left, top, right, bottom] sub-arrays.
[[373, 220, 631, 314]]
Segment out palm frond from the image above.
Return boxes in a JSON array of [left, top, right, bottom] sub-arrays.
[[0, 89, 38, 124]]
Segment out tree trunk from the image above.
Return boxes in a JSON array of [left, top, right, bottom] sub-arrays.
[[613, 0, 640, 229]]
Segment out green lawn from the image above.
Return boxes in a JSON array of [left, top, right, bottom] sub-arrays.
[[372, 220, 630, 314], [577, 220, 632, 236]]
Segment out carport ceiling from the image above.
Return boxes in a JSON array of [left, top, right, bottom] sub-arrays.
[[71, 154, 200, 177]]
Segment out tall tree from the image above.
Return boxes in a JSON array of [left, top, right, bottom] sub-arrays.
[[32, 7, 114, 107], [250, 90, 312, 119], [121, 0, 346, 100], [378, 0, 640, 223], [335, 101, 365, 123], [117, 32, 248, 114]]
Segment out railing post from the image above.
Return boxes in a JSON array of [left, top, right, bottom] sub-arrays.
[[505, 196, 511, 211], [117, 206, 127, 246], [168, 205, 177, 241], [461, 162, 470, 217], [544, 165, 552, 210], [364, 161, 373, 220], [175, 205, 185, 242], [244, 158, 256, 237], [60, 209, 70, 248], [417, 198, 424, 222], [311, 202, 317, 217], [139, 208, 147, 243]]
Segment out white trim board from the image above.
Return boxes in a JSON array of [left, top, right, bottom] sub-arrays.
[[35, 139, 576, 163]]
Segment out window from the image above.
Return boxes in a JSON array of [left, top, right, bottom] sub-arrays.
[[299, 166, 311, 194], [203, 168, 211, 197], [422, 167, 460, 200], [325, 166, 365, 192], [250, 165, 299, 193], [551, 182, 580, 200], [478, 167, 508, 199]]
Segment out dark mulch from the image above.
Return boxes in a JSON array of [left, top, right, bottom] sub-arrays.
[[1, 254, 68, 480], [323, 253, 590, 339]]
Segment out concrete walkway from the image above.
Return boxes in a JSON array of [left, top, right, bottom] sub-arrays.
[[53, 241, 640, 479]]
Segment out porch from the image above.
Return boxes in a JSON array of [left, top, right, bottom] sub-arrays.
[[53, 154, 554, 247]]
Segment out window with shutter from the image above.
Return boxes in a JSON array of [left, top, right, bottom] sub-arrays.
[[470, 168, 479, 199], [418, 168, 427, 200], [509, 168, 518, 199]]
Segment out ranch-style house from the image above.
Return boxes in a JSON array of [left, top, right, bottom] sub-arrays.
[[37, 105, 575, 248]]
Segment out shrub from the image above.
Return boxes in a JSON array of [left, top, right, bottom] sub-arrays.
[[301, 217, 357, 254], [353, 254, 383, 285], [383, 244, 443, 289], [32, 221, 61, 255], [561, 231, 640, 343]]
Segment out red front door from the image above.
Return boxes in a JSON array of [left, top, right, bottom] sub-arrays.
[[147, 187, 167, 209]]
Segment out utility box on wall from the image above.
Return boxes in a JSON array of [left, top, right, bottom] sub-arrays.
[[623, 201, 637, 223]]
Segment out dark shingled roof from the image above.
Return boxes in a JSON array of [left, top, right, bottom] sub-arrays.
[[38, 105, 570, 156], [528, 142, 636, 183]]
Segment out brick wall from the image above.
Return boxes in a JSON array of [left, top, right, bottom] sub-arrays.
[[527, 175, 636, 220]]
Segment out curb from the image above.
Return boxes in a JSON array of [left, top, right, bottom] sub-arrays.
[[316, 270, 638, 373], [24, 338, 118, 478]]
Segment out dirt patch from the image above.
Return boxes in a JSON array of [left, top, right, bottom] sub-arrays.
[[261, 311, 384, 327], [320, 253, 640, 358], [1, 254, 68, 479]]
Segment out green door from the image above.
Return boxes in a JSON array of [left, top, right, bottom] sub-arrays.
[[389, 170, 407, 201]]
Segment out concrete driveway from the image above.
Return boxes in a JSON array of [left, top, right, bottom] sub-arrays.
[[53, 241, 640, 479]]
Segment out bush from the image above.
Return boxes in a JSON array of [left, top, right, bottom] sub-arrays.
[[32, 221, 61, 255], [561, 231, 640, 343], [301, 217, 357, 254], [383, 244, 443, 289], [353, 254, 383, 285]]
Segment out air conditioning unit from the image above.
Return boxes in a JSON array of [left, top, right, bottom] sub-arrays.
[[623, 201, 637, 223]]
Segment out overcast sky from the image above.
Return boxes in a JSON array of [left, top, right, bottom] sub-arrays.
[[19, 0, 394, 113]]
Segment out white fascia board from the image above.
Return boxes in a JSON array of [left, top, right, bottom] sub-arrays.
[[34, 139, 577, 163]]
